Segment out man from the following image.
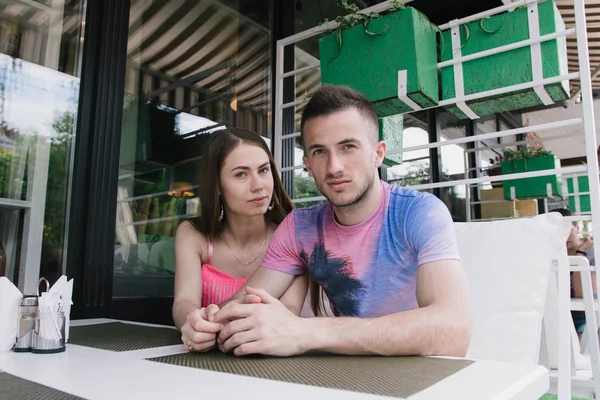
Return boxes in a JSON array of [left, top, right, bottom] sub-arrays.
[[551, 207, 595, 337], [210, 85, 472, 357]]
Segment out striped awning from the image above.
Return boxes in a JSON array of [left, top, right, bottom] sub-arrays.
[[5, 0, 598, 119], [125, 0, 271, 114], [1, 0, 272, 116], [556, 0, 600, 91]]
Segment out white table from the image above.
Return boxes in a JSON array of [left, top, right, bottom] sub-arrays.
[[0, 319, 549, 400]]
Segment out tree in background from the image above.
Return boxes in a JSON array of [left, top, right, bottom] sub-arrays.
[[40, 111, 76, 282], [294, 173, 323, 208]]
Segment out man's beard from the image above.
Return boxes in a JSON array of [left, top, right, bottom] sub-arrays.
[[319, 169, 376, 211]]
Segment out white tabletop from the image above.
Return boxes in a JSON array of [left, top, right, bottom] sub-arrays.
[[0, 319, 549, 400]]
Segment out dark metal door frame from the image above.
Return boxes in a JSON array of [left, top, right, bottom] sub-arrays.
[[66, 0, 130, 320]]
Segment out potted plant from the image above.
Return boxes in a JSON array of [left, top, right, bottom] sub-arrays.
[[319, 0, 439, 117], [439, 0, 569, 119], [500, 132, 562, 200]]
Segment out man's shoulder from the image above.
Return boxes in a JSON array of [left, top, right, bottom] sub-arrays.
[[387, 182, 433, 208], [386, 183, 451, 228]]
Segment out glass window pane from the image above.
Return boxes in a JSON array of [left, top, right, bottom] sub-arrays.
[[0, 0, 87, 287], [114, 0, 273, 299], [387, 111, 430, 187], [438, 111, 468, 221]]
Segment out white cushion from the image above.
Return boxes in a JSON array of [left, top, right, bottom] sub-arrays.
[[454, 213, 570, 365]]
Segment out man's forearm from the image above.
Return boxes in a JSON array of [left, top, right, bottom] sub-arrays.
[[300, 306, 471, 357], [219, 267, 296, 308]]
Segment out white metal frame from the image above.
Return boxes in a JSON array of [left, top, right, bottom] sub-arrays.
[[274, 0, 600, 398], [273, 0, 600, 255], [554, 256, 574, 400], [545, 256, 600, 399], [566, 256, 600, 399], [540, 256, 600, 399]]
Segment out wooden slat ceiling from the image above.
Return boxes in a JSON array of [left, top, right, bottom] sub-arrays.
[[556, 0, 600, 91]]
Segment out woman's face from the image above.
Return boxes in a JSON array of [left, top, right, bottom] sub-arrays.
[[219, 142, 274, 219]]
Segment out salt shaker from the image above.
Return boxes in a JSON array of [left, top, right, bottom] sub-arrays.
[[13, 295, 38, 352]]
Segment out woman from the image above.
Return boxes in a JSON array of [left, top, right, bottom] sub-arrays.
[[173, 128, 307, 352]]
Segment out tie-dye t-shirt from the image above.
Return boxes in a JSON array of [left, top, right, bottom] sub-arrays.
[[261, 180, 461, 317]]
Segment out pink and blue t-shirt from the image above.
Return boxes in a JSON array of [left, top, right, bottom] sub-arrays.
[[261, 180, 461, 318]]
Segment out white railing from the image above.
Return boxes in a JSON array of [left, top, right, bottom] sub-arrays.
[[274, 0, 600, 260]]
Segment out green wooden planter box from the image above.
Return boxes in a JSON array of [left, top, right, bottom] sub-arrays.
[[567, 176, 591, 213], [500, 155, 562, 200], [378, 114, 403, 166], [319, 7, 438, 118], [440, 0, 569, 119]]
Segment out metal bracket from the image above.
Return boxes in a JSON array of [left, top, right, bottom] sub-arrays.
[[397, 70, 423, 111], [450, 24, 479, 120], [528, 2, 554, 106]]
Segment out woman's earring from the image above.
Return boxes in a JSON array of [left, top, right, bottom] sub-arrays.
[[268, 202, 274, 211], [218, 201, 224, 221]]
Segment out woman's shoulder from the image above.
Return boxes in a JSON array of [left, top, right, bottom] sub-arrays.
[[176, 220, 208, 246]]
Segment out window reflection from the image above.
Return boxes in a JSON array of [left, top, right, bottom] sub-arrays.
[[0, 0, 86, 287], [114, 0, 273, 298]]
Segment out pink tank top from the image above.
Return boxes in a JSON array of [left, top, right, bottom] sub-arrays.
[[201, 239, 248, 308]]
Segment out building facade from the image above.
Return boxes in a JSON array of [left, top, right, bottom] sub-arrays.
[[1, 0, 590, 325]]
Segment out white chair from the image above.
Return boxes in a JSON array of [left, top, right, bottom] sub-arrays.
[[454, 213, 571, 396], [574, 256, 599, 359], [543, 255, 600, 399]]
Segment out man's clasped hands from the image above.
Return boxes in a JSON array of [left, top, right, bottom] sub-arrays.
[[180, 287, 310, 357]]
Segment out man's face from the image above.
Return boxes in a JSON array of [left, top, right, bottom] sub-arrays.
[[567, 222, 581, 253], [302, 107, 385, 208]]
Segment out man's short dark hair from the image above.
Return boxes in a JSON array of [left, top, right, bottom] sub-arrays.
[[300, 85, 378, 147]]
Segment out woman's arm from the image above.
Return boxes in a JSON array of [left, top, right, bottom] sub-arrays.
[[172, 221, 205, 330], [279, 273, 309, 316]]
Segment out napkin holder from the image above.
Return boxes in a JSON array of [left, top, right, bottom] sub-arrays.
[[12, 277, 69, 354]]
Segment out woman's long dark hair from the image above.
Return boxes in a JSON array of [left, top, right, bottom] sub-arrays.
[[189, 128, 294, 239]]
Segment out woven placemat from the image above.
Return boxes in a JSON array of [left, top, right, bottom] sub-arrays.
[[68, 322, 181, 352], [0, 372, 84, 400], [149, 351, 473, 398]]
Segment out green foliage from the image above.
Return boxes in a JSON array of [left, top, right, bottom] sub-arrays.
[[393, 160, 431, 187], [502, 147, 552, 161], [294, 174, 323, 209], [43, 111, 75, 250], [0, 147, 25, 199], [320, 0, 413, 62]]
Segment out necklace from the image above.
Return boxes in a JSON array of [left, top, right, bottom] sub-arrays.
[[223, 230, 267, 266]]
